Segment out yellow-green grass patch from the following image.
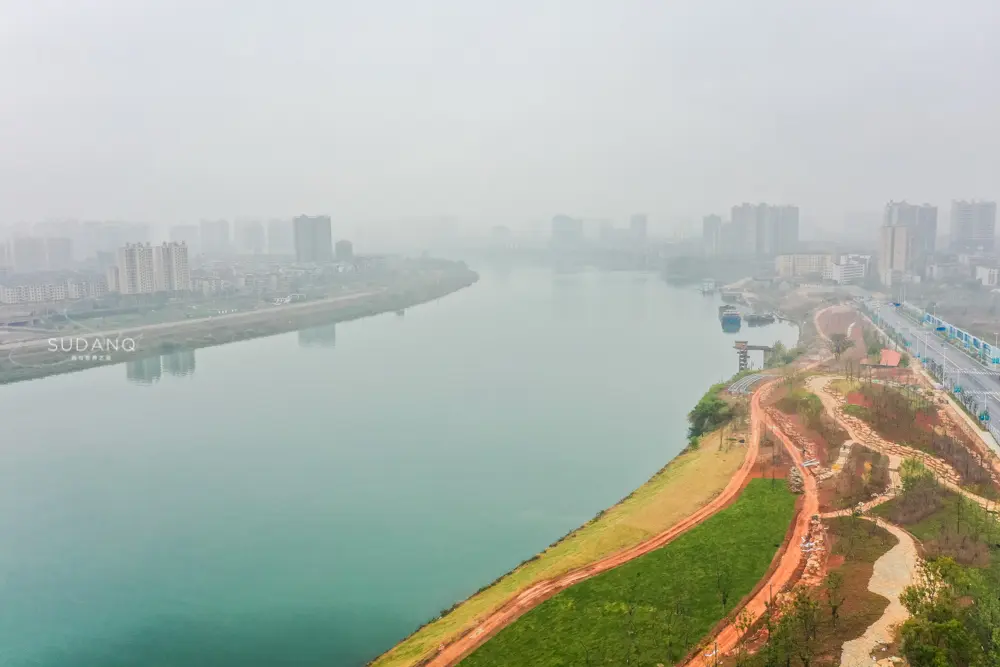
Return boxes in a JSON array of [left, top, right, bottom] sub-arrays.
[[371, 430, 749, 667]]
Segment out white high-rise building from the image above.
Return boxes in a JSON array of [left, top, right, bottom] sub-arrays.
[[153, 242, 191, 292], [115, 243, 155, 294]]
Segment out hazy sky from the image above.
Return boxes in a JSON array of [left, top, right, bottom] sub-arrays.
[[2, 0, 999, 233]]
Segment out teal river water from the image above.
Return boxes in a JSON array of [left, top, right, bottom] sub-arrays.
[[0, 268, 797, 667]]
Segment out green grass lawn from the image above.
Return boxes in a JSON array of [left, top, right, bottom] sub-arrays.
[[459, 479, 796, 667]]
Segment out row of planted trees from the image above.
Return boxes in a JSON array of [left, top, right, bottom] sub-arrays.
[[892, 461, 1000, 666]]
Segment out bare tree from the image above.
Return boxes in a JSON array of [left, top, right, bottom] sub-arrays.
[[828, 332, 855, 360], [716, 557, 734, 611], [824, 571, 846, 627]]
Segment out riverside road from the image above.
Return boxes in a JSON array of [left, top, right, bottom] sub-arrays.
[[868, 300, 1000, 457]]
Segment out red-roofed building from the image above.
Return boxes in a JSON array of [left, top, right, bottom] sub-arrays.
[[879, 349, 902, 367]]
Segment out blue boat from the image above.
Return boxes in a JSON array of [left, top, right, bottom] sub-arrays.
[[719, 306, 742, 332]]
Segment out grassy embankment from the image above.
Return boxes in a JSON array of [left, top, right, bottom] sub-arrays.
[[372, 381, 754, 667], [458, 480, 796, 667]]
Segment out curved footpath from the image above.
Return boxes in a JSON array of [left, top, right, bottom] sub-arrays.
[[808, 375, 994, 511], [819, 503, 920, 666], [838, 520, 919, 667], [421, 382, 770, 666]]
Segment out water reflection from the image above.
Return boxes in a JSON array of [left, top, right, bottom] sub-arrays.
[[163, 350, 197, 377], [298, 324, 337, 348], [126, 350, 196, 384], [126, 357, 162, 385]]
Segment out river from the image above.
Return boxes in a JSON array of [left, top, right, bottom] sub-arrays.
[[0, 268, 797, 667]]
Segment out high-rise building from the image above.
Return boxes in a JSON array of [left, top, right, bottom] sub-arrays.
[[293, 215, 334, 263], [335, 239, 354, 261], [44, 237, 74, 270], [268, 219, 294, 254], [730, 203, 799, 256], [152, 242, 191, 292], [950, 200, 997, 252], [10, 237, 48, 273], [917, 205, 938, 257], [730, 205, 755, 255], [106, 266, 120, 293], [200, 219, 231, 254], [629, 214, 648, 243], [879, 223, 913, 286], [34, 220, 83, 260], [235, 220, 266, 254], [771, 206, 800, 255], [550, 215, 584, 249], [881, 201, 936, 281], [115, 243, 155, 295], [702, 215, 722, 255]]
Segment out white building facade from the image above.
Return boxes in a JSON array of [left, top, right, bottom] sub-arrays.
[[116, 243, 156, 295], [775, 254, 832, 278], [152, 242, 191, 292]]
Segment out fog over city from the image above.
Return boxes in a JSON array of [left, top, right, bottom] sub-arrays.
[[3, 0, 999, 240]]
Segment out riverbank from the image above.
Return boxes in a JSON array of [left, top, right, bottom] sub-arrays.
[[0, 266, 479, 385], [370, 421, 752, 667]]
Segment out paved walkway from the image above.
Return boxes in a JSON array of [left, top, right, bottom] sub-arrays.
[[838, 519, 919, 667]]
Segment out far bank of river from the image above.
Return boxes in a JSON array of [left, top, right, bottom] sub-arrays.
[[0, 263, 478, 385], [0, 268, 797, 667]]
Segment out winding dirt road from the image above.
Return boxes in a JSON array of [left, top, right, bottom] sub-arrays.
[[421, 375, 778, 667], [684, 404, 821, 666], [681, 308, 839, 666], [412, 306, 839, 667]]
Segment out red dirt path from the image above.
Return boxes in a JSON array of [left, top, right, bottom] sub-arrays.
[[684, 405, 821, 666], [422, 385, 770, 666], [416, 306, 836, 667]]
